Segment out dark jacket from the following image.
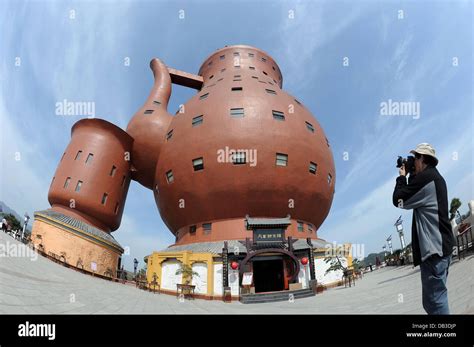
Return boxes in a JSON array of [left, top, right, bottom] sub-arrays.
[[392, 166, 455, 266]]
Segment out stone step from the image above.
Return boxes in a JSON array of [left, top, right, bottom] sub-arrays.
[[240, 292, 315, 304], [240, 288, 315, 304]]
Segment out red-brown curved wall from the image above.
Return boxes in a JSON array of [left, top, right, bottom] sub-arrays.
[[153, 45, 336, 241], [48, 119, 133, 232], [173, 219, 322, 246], [126, 58, 173, 189]]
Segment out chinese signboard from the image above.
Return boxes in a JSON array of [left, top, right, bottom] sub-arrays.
[[222, 243, 229, 288], [253, 229, 285, 243]]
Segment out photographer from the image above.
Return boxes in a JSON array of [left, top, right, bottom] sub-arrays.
[[392, 143, 455, 314]]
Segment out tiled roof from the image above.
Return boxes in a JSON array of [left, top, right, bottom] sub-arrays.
[[159, 238, 330, 254], [159, 240, 247, 255], [293, 238, 330, 250], [34, 209, 123, 252], [245, 215, 292, 229]]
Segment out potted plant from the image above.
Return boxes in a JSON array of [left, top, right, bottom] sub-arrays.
[[449, 198, 462, 221], [324, 256, 354, 286], [175, 263, 199, 295], [324, 256, 347, 275]]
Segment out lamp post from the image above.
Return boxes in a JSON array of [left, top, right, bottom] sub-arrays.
[[386, 235, 393, 255], [394, 216, 406, 251], [133, 258, 138, 278], [22, 213, 30, 241]]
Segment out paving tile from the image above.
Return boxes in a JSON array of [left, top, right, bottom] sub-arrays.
[[1, 232, 473, 314]]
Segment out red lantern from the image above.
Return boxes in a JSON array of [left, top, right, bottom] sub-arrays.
[[301, 257, 309, 265], [230, 261, 239, 270]]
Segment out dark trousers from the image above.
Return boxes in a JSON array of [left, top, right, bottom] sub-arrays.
[[420, 254, 452, 314]]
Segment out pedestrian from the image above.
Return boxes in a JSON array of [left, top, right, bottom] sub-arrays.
[[121, 265, 126, 283], [1, 217, 7, 233], [393, 143, 455, 314]]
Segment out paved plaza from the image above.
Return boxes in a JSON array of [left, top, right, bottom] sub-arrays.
[[0, 232, 472, 314]]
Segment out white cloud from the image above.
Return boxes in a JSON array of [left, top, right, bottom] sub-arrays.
[[114, 213, 170, 270], [321, 128, 473, 256], [321, 176, 411, 253], [277, 1, 370, 92], [0, 83, 51, 216], [392, 33, 413, 81], [0, 2, 172, 272]]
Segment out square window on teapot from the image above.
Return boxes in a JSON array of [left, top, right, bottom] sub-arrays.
[[276, 153, 288, 166], [230, 108, 244, 118], [265, 89, 277, 95], [272, 110, 285, 121], [192, 115, 203, 126], [166, 170, 174, 184], [192, 157, 204, 171], [166, 129, 173, 141]]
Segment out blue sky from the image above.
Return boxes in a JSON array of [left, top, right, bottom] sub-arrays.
[[1, 0, 472, 270]]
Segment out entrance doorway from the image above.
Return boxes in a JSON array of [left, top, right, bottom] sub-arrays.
[[253, 258, 284, 293]]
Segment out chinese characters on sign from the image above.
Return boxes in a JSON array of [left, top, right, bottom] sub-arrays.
[[253, 229, 285, 243]]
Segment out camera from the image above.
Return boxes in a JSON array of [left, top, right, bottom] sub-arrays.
[[396, 155, 416, 175]]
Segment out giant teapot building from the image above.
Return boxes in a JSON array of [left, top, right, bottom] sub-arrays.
[[31, 45, 352, 300]]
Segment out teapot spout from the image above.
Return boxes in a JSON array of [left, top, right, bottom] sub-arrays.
[[149, 58, 172, 109], [126, 58, 173, 189]]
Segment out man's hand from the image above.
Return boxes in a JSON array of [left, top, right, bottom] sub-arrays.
[[399, 164, 406, 177]]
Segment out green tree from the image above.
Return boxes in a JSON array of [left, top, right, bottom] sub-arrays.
[[175, 263, 199, 285], [137, 267, 147, 278], [450, 198, 462, 221], [351, 258, 361, 271], [4, 213, 21, 230], [324, 256, 346, 275]]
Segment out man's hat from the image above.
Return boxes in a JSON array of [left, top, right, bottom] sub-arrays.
[[410, 143, 438, 165]]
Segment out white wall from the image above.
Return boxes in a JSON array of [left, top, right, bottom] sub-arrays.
[[161, 260, 182, 291], [191, 262, 208, 294], [314, 257, 347, 285], [298, 263, 310, 289], [228, 269, 239, 296], [213, 263, 223, 296]]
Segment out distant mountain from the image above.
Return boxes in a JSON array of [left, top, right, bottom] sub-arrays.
[[361, 251, 386, 267], [0, 201, 33, 232]]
